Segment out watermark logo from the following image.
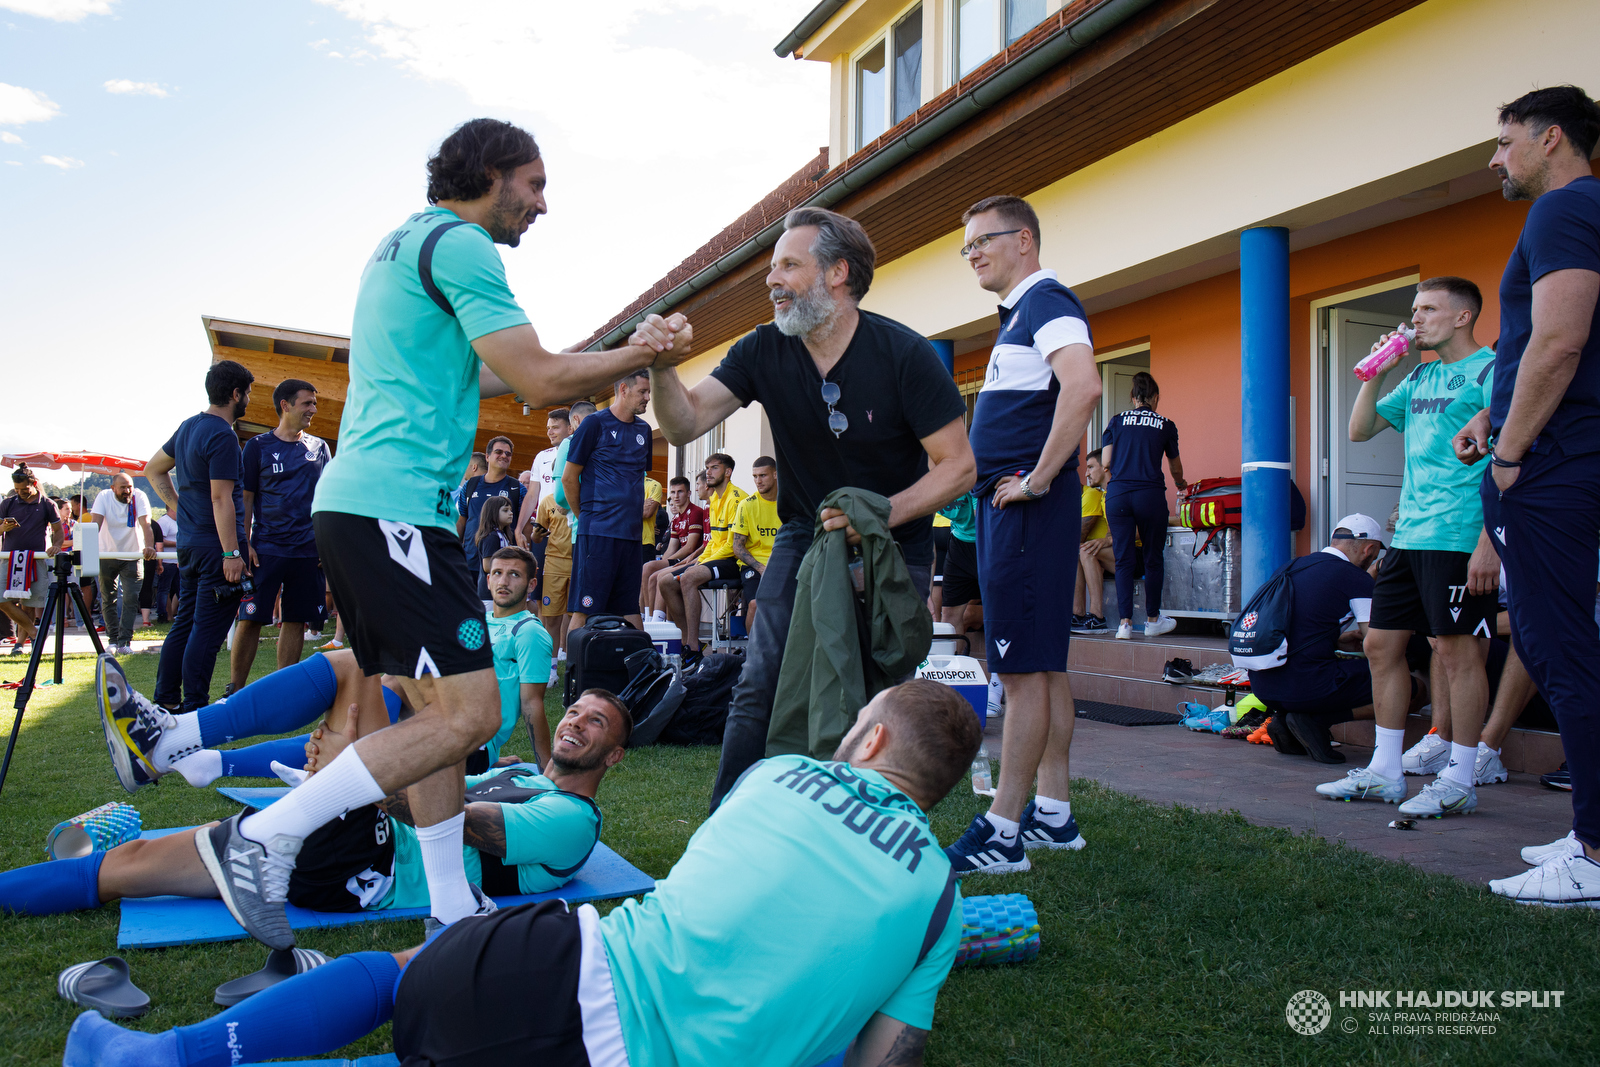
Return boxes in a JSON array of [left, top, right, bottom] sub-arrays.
[[1287, 989, 1332, 1035]]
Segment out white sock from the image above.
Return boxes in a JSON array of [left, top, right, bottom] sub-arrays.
[[417, 813, 478, 924], [556, 649, 566, 663], [1441, 742, 1478, 788], [1032, 795, 1072, 827], [1369, 725, 1406, 782], [1480, 741, 1501, 756], [170, 748, 223, 788], [651, 609, 666, 621], [983, 811, 1020, 841], [152, 713, 204, 771], [239, 745, 384, 845]]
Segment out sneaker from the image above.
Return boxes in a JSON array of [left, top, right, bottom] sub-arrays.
[[1397, 777, 1478, 818], [1019, 801, 1086, 851], [1072, 614, 1108, 635], [1521, 831, 1583, 868], [1401, 729, 1449, 776], [681, 647, 704, 670], [1283, 713, 1345, 764], [63, 1010, 181, 1067], [1221, 708, 1269, 739], [944, 816, 1030, 874], [1246, 716, 1274, 745], [1144, 615, 1177, 638], [1316, 767, 1406, 803], [422, 883, 498, 939], [1070, 613, 1089, 630], [1474, 742, 1509, 786], [1489, 853, 1600, 909], [96, 655, 170, 792], [1541, 763, 1572, 792], [323, 639, 346, 650], [1162, 657, 1195, 683], [1114, 622, 1132, 640], [194, 814, 299, 950]]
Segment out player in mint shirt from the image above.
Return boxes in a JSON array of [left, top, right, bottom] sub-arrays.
[[483, 547, 552, 767], [1320, 277, 1502, 819], [200, 118, 697, 947], [67, 681, 982, 1067]]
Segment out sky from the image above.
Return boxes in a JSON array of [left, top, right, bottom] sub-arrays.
[[0, 0, 829, 458]]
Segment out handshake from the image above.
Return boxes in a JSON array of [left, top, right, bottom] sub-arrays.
[[628, 313, 695, 368]]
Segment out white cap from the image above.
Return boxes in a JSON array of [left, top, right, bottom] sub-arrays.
[[1331, 513, 1385, 545]]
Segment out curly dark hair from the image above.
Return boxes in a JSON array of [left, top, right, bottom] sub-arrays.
[[426, 119, 541, 204]]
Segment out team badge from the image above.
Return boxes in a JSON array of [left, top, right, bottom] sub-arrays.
[[1240, 611, 1258, 629], [244, 601, 257, 616], [456, 617, 487, 651], [636, 434, 645, 446], [582, 595, 594, 608], [1447, 374, 1465, 390]]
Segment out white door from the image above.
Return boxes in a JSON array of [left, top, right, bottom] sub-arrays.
[[1092, 363, 1145, 449], [1331, 309, 1418, 531]]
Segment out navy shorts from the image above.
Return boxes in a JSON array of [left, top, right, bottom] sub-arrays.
[[1258, 659, 1375, 717], [238, 554, 325, 625], [571, 533, 642, 616], [975, 475, 1081, 673]]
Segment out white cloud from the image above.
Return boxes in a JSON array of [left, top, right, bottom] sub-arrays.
[[40, 154, 83, 168], [0, 82, 60, 125], [5, 160, 21, 166], [0, 130, 21, 144], [0, 0, 114, 20], [104, 79, 169, 97]]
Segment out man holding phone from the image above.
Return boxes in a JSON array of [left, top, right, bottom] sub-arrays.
[[0, 464, 64, 652]]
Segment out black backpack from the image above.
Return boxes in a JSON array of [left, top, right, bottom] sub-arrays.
[[616, 648, 687, 748], [1229, 556, 1314, 671], [657, 654, 743, 746]]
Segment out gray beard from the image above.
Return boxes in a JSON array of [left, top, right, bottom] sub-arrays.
[[773, 273, 835, 337]]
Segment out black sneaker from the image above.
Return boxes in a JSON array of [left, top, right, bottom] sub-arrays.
[[1162, 657, 1195, 683], [195, 814, 299, 950], [681, 648, 704, 670], [1283, 713, 1345, 764], [1266, 715, 1308, 757], [1071, 615, 1108, 635], [1070, 613, 1089, 630], [1541, 763, 1573, 792]]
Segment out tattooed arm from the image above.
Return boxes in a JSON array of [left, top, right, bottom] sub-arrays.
[[377, 789, 415, 827], [462, 803, 509, 858], [845, 1015, 929, 1067]]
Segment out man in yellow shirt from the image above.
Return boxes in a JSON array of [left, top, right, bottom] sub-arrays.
[[1073, 448, 1115, 634], [641, 474, 666, 563], [531, 493, 573, 679], [658, 453, 746, 666], [730, 457, 780, 629]]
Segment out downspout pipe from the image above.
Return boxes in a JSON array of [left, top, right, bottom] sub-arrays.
[[591, 0, 1159, 349]]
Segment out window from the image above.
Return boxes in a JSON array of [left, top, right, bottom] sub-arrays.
[[956, 0, 1049, 78], [854, 4, 923, 151]]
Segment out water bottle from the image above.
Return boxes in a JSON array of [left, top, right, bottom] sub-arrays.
[[971, 745, 995, 796], [1353, 325, 1415, 381]]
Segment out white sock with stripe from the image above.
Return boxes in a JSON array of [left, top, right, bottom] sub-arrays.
[[1032, 796, 1072, 827], [1441, 742, 1477, 788], [982, 811, 1019, 841]]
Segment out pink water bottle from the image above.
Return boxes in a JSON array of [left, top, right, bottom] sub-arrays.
[[1353, 325, 1415, 381]]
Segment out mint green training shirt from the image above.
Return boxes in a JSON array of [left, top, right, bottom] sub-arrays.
[[313, 207, 530, 530], [552, 435, 577, 537], [600, 755, 963, 1067], [1374, 347, 1495, 553], [485, 609, 551, 764], [937, 493, 976, 543]]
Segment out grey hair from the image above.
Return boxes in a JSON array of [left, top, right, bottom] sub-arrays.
[[783, 206, 876, 301]]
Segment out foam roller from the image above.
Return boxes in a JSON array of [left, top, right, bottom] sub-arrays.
[[46, 802, 142, 860], [954, 893, 1039, 967]]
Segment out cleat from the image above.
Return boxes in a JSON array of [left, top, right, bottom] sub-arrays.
[[1221, 708, 1269, 739], [1474, 742, 1508, 786], [1521, 831, 1583, 868], [1246, 716, 1275, 745], [96, 655, 168, 792], [943, 816, 1030, 874], [1401, 729, 1450, 776], [422, 883, 498, 939], [1019, 802, 1086, 851], [195, 814, 299, 950], [1489, 853, 1600, 909], [1397, 777, 1477, 818], [1178, 702, 1227, 733], [1316, 767, 1406, 803]]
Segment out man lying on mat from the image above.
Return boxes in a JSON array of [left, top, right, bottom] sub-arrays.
[[62, 680, 981, 1067], [96, 548, 551, 791], [2, 692, 622, 924]]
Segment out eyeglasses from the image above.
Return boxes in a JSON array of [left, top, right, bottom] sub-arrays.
[[959, 230, 1022, 259], [821, 382, 847, 438]]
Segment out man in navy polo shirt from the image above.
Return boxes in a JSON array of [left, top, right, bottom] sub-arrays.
[[943, 194, 1103, 874], [229, 378, 330, 692], [563, 370, 653, 630], [1454, 86, 1600, 907], [144, 359, 253, 712]]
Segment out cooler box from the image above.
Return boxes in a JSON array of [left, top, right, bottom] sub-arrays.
[[916, 655, 989, 729], [930, 622, 963, 656], [644, 619, 682, 657]]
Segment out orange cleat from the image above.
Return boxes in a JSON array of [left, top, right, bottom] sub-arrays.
[[1247, 716, 1274, 745]]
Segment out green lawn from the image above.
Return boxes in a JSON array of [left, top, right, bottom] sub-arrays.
[[0, 642, 1594, 1065]]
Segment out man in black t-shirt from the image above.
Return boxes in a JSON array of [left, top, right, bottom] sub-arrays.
[[649, 206, 975, 810], [0, 465, 64, 649]]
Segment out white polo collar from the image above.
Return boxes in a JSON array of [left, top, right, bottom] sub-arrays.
[[1000, 269, 1058, 310]]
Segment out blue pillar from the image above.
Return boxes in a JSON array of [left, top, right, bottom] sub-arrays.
[[929, 339, 955, 377], [1240, 226, 1291, 601]]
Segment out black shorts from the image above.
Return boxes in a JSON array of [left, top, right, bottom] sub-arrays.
[[741, 565, 762, 599], [642, 543, 658, 564], [313, 512, 495, 679], [571, 533, 643, 616], [286, 804, 395, 913], [932, 525, 952, 579], [1370, 548, 1497, 638], [238, 554, 325, 625], [394, 900, 587, 1066], [700, 557, 742, 583], [941, 536, 980, 607]]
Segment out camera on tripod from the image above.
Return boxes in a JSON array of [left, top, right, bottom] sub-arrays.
[[213, 575, 254, 604]]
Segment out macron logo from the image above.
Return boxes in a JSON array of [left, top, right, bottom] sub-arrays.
[[996, 639, 1011, 658]]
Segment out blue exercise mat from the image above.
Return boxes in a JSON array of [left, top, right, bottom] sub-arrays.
[[242, 1059, 399, 1067], [216, 786, 298, 807]]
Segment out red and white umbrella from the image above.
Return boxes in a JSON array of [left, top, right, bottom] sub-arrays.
[[2, 451, 148, 476]]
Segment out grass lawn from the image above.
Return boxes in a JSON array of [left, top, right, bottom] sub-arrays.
[[0, 640, 1595, 1065]]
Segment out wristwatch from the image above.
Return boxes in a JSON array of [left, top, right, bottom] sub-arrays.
[[1019, 473, 1046, 499], [221, 550, 240, 559]]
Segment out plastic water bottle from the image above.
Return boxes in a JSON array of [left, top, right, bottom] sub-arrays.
[[971, 745, 995, 796], [1353, 325, 1415, 381]]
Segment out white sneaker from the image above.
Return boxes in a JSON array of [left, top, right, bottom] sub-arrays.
[[1474, 742, 1508, 785], [1521, 831, 1583, 867], [1115, 622, 1132, 640], [1489, 853, 1600, 908], [1143, 615, 1177, 638], [1315, 767, 1407, 803], [1397, 776, 1477, 818], [1401, 731, 1449, 776]]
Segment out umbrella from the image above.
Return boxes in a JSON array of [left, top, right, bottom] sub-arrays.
[[2, 451, 148, 476]]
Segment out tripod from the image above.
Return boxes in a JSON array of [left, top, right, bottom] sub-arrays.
[[0, 550, 104, 796]]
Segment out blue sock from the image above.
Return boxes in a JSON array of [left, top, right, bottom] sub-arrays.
[[0, 852, 104, 915], [218, 736, 312, 779], [196, 655, 337, 745], [174, 952, 398, 1067]]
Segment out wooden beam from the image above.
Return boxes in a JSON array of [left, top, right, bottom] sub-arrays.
[[212, 348, 350, 400], [203, 316, 351, 349]]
